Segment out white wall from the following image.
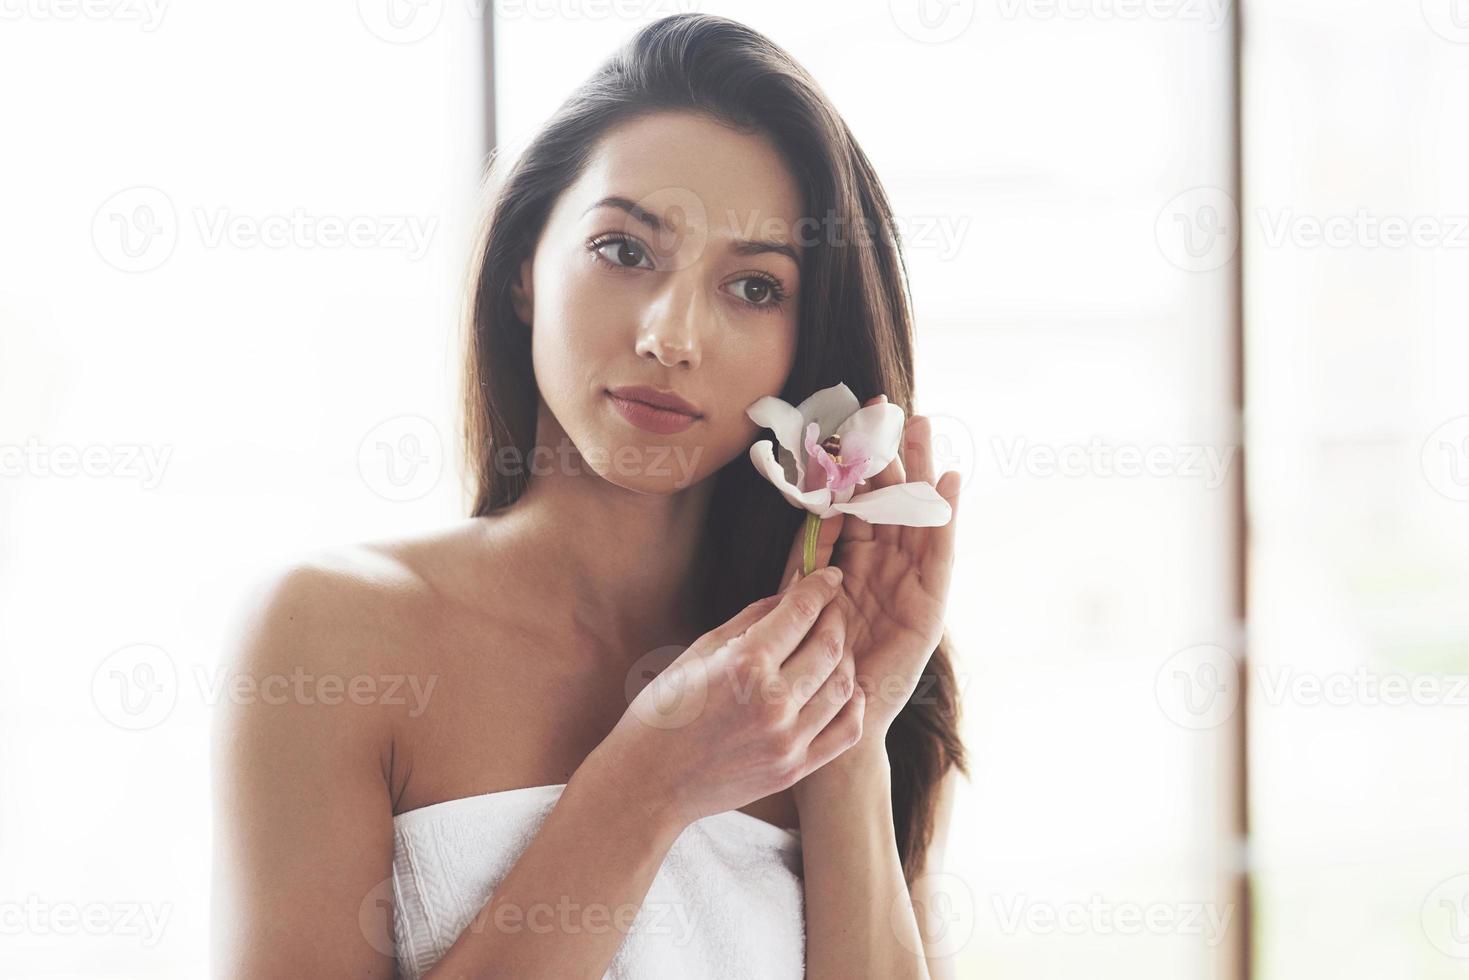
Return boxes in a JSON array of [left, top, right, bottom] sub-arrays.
[[0, 3, 485, 975]]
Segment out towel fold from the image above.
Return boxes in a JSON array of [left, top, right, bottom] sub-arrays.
[[391, 784, 806, 979]]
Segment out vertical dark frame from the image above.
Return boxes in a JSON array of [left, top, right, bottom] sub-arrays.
[[1229, 3, 1252, 980]]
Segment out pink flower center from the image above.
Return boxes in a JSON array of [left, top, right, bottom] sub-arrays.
[[800, 423, 869, 493]]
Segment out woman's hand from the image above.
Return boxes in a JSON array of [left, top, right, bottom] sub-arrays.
[[778, 400, 962, 753], [594, 567, 866, 830]]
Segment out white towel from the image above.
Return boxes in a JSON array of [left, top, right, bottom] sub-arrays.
[[391, 784, 806, 978]]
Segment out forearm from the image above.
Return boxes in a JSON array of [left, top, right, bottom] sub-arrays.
[[795, 739, 931, 980], [426, 747, 687, 980]]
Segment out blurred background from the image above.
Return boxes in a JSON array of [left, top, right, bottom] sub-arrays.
[[2, 0, 1467, 977]]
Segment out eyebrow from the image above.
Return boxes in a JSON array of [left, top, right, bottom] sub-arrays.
[[584, 195, 802, 267]]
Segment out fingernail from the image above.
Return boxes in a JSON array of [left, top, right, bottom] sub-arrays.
[[820, 566, 842, 585]]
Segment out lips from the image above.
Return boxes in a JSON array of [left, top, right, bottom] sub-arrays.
[[606, 385, 703, 436], [606, 385, 703, 418]]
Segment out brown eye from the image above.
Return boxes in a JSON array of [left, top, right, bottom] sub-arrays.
[[594, 237, 652, 269], [739, 278, 771, 304], [728, 275, 786, 308]]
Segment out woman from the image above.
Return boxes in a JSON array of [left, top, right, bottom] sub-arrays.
[[214, 13, 967, 979]]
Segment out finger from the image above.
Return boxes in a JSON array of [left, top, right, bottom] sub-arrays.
[[899, 416, 936, 554], [779, 600, 846, 695], [734, 565, 843, 660], [924, 469, 963, 578], [903, 415, 936, 485], [793, 652, 854, 745], [800, 683, 865, 774], [779, 512, 846, 593]]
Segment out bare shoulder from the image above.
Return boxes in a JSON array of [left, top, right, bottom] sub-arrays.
[[229, 518, 495, 667], [230, 545, 419, 675], [218, 520, 501, 746]]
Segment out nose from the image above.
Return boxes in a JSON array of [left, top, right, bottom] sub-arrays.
[[635, 278, 703, 370]]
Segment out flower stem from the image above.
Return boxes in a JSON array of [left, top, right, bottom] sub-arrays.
[[801, 511, 823, 576]]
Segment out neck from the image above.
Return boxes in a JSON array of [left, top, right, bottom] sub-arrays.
[[491, 400, 715, 655]]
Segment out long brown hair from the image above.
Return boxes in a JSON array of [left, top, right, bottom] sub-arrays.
[[460, 13, 966, 883]]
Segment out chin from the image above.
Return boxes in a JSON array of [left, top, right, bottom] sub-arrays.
[[604, 441, 716, 493]]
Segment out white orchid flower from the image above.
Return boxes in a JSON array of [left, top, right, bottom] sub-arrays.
[[746, 382, 953, 530]]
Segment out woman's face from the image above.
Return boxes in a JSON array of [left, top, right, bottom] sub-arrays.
[[512, 110, 804, 494]]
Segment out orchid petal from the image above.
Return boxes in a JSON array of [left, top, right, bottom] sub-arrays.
[[830, 481, 952, 527], [750, 441, 834, 516], [795, 383, 860, 441], [746, 395, 805, 460], [834, 403, 906, 479]]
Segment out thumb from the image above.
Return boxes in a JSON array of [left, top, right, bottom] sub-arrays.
[[778, 511, 845, 593]]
